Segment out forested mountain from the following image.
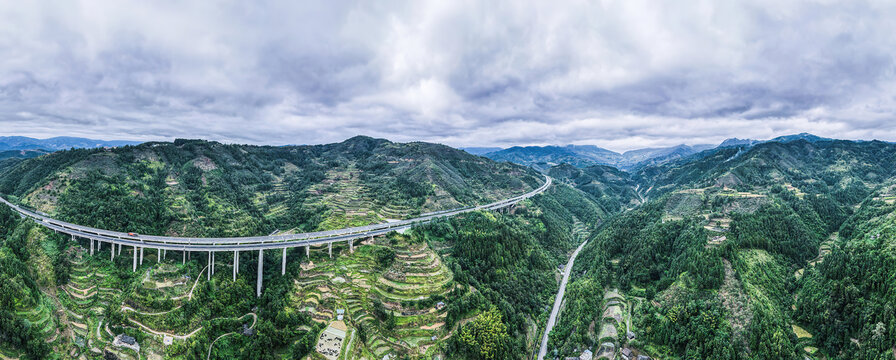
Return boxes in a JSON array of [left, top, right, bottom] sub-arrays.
[[0, 149, 49, 160], [0, 150, 49, 174], [634, 139, 896, 200], [0, 136, 542, 237], [547, 163, 642, 213], [545, 139, 896, 360], [484, 145, 623, 171]]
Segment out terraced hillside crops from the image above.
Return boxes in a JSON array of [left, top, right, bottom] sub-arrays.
[[290, 232, 455, 359]]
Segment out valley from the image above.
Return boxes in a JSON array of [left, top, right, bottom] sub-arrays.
[[1, 136, 895, 360]]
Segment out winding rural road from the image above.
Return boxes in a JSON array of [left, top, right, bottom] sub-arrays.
[[537, 240, 588, 360]]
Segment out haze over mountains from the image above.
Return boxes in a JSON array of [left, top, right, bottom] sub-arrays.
[[0, 136, 141, 151], [480, 133, 833, 171]]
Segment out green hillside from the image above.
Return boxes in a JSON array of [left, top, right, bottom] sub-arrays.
[[0, 136, 542, 237], [544, 139, 896, 360], [634, 139, 896, 201], [548, 163, 642, 213]]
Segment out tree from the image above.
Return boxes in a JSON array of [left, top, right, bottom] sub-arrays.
[[455, 307, 510, 360]]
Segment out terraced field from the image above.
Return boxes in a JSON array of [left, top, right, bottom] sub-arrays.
[[22, 241, 223, 360], [54, 246, 132, 359], [2, 292, 59, 359], [291, 233, 454, 359]]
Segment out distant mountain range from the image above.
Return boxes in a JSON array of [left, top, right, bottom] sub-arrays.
[[480, 133, 834, 171], [0, 136, 141, 151], [459, 147, 503, 155]]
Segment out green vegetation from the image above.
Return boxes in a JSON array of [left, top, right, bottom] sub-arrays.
[[3, 136, 896, 360], [548, 163, 642, 213], [795, 195, 896, 359], [0, 136, 541, 237], [416, 183, 608, 358]]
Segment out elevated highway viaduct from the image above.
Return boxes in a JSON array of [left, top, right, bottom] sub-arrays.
[[1, 175, 551, 296]]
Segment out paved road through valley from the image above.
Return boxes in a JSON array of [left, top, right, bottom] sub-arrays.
[[537, 240, 588, 360]]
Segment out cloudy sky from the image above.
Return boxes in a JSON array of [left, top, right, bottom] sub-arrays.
[[1, 1, 895, 151]]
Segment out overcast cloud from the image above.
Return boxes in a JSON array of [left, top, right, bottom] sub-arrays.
[[1, 0, 895, 151]]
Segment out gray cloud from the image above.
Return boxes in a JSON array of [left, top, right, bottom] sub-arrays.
[[1, 0, 895, 151]]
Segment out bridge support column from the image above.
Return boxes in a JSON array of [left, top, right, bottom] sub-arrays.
[[211, 252, 215, 276], [281, 248, 287, 275], [349, 239, 354, 253], [71, 234, 74, 242], [111, 244, 114, 261], [90, 239, 94, 255], [328, 243, 332, 258], [207, 252, 212, 281], [305, 246, 310, 258], [163, 249, 166, 259], [257, 249, 263, 298], [158, 248, 161, 263], [233, 251, 238, 281], [118, 243, 122, 256], [182, 250, 186, 265], [139, 247, 144, 265], [133, 246, 137, 272]]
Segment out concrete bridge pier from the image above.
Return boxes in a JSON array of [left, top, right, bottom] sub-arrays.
[[233, 251, 238, 281], [98, 241, 101, 251], [111, 243, 114, 261], [257, 249, 263, 297], [157, 248, 161, 263], [207, 252, 212, 280], [211, 252, 216, 276], [182, 250, 186, 264], [132, 246, 138, 272], [349, 239, 354, 253], [139, 247, 144, 265], [281, 248, 287, 275], [163, 249, 166, 259], [90, 239, 94, 255], [118, 243, 122, 256], [305, 245, 309, 258], [328, 243, 332, 258]]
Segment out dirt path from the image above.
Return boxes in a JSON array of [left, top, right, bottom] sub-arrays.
[[128, 318, 204, 340], [537, 240, 588, 360], [121, 305, 182, 316], [172, 264, 208, 301], [206, 313, 258, 360]]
